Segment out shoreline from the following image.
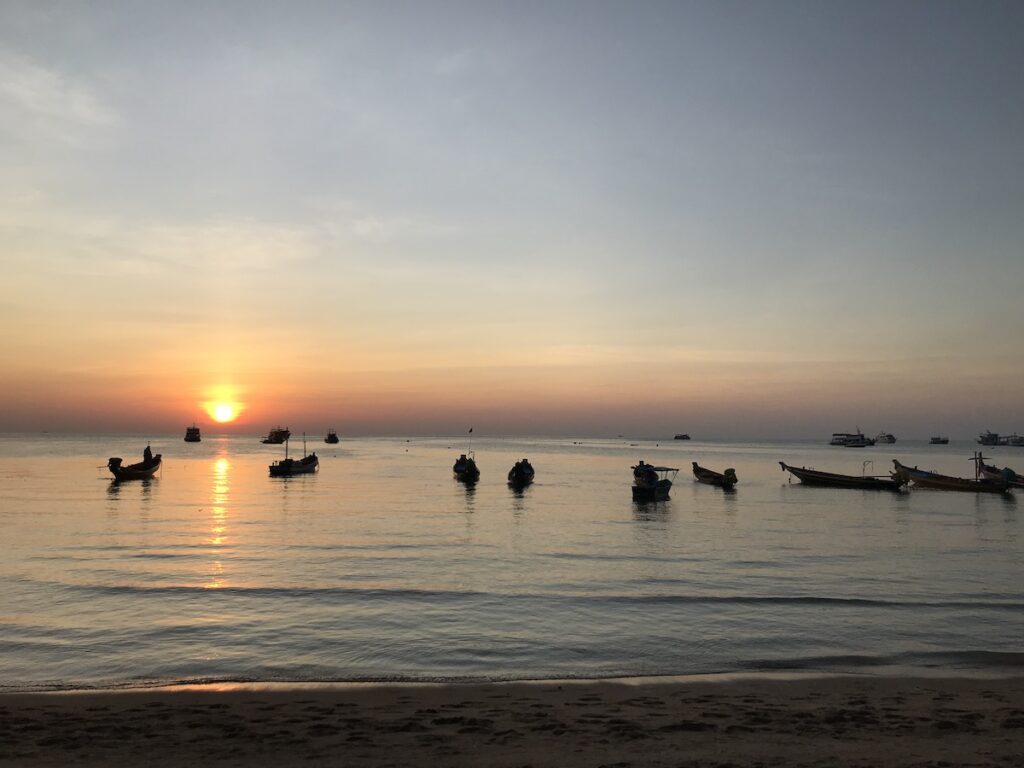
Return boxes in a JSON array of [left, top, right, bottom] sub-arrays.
[[6, 666, 1024, 695], [3, 675, 1023, 766]]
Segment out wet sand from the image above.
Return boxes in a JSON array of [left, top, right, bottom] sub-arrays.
[[2, 676, 1023, 767]]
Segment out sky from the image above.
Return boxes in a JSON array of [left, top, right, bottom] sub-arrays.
[[1, 1, 1022, 439]]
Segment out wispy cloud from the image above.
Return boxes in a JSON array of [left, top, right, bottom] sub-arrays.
[[0, 52, 116, 143]]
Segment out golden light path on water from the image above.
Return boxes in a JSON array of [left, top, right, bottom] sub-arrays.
[[206, 455, 230, 589]]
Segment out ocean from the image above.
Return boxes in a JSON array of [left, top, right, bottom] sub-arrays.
[[1, 434, 1021, 691]]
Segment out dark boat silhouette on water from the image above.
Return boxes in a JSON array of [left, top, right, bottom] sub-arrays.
[[779, 461, 905, 491], [453, 453, 480, 483], [978, 460, 1024, 489], [262, 426, 291, 444], [108, 445, 162, 482], [184, 424, 201, 443], [269, 435, 318, 477], [692, 462, 737, 489], [631, 461, 678, 501], [324, 429, 339, 444], [893, 458, 1010, 494], [507, 458, 535, 487]]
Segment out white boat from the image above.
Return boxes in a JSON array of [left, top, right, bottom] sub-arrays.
[[874, 431, 896, 444], [830, 429, 876, 447]]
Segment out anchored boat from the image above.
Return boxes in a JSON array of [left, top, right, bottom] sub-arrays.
[[779, 461, 905, 491], [453, 453, 480, 483], [892, 458, 1009, 493], [184, 424, 201, 443], [262, 426, 291, 445], [692, 462, 737, 489], [632, 461, 679, 501], [269, 435, 318, 477], [978, 459, 1024, 489], [507, 458, 535, 487]]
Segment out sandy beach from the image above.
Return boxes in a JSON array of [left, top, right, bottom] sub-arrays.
[[2, 676, 1022, 767]]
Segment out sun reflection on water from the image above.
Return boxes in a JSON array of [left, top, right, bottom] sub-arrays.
[[205, 455, 230, 588]]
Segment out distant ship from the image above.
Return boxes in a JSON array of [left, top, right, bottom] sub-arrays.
[[325, 429, 339, 444], [978, 431, 1000, 446], [929, 436, 949, 445], [184, 424, 201, 443], [830, 429, 876, 447], [262, 426, 291, 444], [673, 434, 690, 440], [874, 431, 896, 444]]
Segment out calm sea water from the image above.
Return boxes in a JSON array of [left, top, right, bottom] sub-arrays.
[[1, 434, 1022, 691]]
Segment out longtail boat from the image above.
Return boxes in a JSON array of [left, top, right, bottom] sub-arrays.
[[692, 462, 737, 489], [108, 447, 162, 482], [779, 461, 905, 491], [892, 459, 1009, 494], [978, 461, 1024, 489]]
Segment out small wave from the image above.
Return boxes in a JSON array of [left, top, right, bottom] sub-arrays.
[[47, 582, 1024, 612], [744, 650, 1024, 671]]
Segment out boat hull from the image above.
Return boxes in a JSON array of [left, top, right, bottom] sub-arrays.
[[108, 456, 162, 482], [269, 455, 319, 477], [692, 463, 737, 489], [979, 464, 1024, 489], [779, 462, 904, 491], [632, 480, 672, 501], [505, 462, 536, 487], [892, 460, 1009, 493]]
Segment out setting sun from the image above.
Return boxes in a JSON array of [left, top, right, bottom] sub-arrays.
[[209, 403, 239, 423]]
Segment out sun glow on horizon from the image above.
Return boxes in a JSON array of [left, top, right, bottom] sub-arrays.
[[200, 384, 245, 425], [202, 398, 244, 424]]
